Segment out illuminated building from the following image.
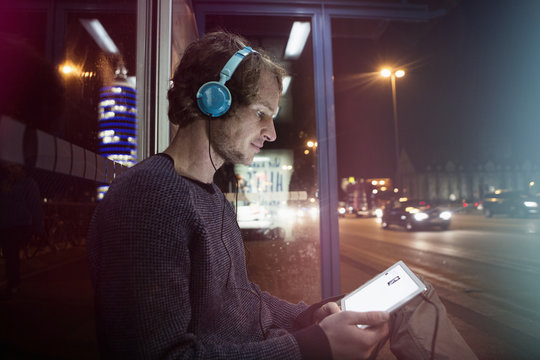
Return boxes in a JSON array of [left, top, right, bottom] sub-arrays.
[[97, 65, 137, 200]]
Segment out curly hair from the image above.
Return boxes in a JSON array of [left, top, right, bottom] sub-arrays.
[[167, 31, 286, 127]]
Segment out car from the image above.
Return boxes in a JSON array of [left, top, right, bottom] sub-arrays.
[[338, 202, 376, 218], [481, 190, 539, 218], [381, 200, 452, 231], [461, 198, 480, 212]]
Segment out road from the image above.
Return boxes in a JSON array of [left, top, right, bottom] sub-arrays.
[[339, 212, 540, 360]]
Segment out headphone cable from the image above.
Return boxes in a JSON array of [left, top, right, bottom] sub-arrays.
[[207, 117, 266, 339], [421, 292, 440, 360]]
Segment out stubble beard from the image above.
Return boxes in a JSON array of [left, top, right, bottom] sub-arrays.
[[210, 122, 252, 166]]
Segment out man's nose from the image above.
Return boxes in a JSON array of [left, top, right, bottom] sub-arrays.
[[262, 119, 277, 142]]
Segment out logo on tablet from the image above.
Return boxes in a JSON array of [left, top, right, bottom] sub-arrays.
[[387, 276, 400, 286]]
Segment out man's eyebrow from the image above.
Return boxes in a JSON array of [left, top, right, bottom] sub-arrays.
[[259, 100, 276, 114]]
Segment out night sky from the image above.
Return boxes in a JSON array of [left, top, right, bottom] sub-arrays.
[[334, 0, 540, 180]]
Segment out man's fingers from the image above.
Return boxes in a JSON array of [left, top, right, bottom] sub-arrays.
[[322, 302, 341, 315]]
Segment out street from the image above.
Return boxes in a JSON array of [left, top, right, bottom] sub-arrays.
[[339, 213, 540, 359], [2, 213, 539, 359]]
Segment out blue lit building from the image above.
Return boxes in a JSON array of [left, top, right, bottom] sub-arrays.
[[97, 66, 137, 200]]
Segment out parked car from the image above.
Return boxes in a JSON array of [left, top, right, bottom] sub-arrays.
[[381, 200, 452, 231], [481, 190, 539, 218]]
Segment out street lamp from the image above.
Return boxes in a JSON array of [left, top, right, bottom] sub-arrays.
[[380, 68, 405, 189]]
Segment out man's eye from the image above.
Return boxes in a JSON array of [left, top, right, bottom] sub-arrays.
[[257, 111, 265, 119]]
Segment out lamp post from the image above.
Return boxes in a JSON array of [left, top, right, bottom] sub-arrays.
[[381, 68, 405, 190]]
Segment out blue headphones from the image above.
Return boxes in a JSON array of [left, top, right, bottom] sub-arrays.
[[196, 46, 255, 117]]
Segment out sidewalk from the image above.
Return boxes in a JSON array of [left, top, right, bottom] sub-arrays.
[[0, 246, 99, 359]]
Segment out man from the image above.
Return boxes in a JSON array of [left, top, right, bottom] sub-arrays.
[[88, 31, 478, 360], [88, 31, 389, 359]]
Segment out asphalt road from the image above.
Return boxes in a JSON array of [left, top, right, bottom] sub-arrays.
[[339, 212, 540, 360], [2, 213, 539, 359]]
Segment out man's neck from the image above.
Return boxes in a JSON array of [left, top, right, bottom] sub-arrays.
[[163, 121, 222, 184]]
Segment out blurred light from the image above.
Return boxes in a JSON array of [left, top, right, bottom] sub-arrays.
[[381, 68, 405, 78], [530, 181, 536, 187], [349, 177, 356, 183], [273, 106, 280, 119], [414, 212, 428, 221], [372, 189, 378, 194], [394, 188, 399, 193], [279, 208, 296, 219], [60, 63, 79, 76], [284, 22, 311, 60], [371, 180, 378, 186], [380, 186, 387, 191], [338, 207, 346, 215], [80, 19, 119, 54], [375, 208, 383, 218], [524, 201, 538, 208], [304, 149, 310, 155], [282, 76, 291, 95], [379, 180, 385, 185], [307, 140, 314, 148], [399, 197, 408, 202], [439, 211, 452, 220], [252, 157, 270, 162]]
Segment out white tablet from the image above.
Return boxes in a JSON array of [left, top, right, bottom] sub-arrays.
[[341, 261, 426, 327]]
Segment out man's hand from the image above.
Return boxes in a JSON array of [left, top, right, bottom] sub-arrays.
[[313, 301, 341, 324], [319, 311, 389, 360]]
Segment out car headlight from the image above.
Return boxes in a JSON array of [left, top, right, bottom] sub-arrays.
[[375, 208, 383, 218], [338, 207, 346, 214], [439, 211, 452, 220], [414, 212, 429, 221], [524, 201, 538, 208]]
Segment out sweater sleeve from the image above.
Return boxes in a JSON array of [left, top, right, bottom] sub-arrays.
[[248, 283, 336, 359]]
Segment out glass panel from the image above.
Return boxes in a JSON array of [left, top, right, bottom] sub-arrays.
[[332, 4, 540, 358], [204, 15, 321, 304], [0, 1, 136, 357]]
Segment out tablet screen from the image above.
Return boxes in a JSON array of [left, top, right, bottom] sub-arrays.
[[342, 261, 426, 314]]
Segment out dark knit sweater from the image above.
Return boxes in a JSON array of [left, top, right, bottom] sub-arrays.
[[87, 154, 332, 359]]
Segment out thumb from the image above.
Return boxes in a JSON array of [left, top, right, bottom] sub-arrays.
[[321, 302, 341, 315], [343, 311, 390, 326]]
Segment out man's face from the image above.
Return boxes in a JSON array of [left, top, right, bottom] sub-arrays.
[[210, 69, 280, 165]]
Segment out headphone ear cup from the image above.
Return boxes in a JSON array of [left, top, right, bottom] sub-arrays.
[[196, 81, 232, 117]]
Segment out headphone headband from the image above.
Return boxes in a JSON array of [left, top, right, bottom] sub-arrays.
[[219, 47, 254, 83]]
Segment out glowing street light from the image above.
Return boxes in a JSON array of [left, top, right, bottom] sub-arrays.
[[59, 62, 80, 77], [380, 68, 406, 187]]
